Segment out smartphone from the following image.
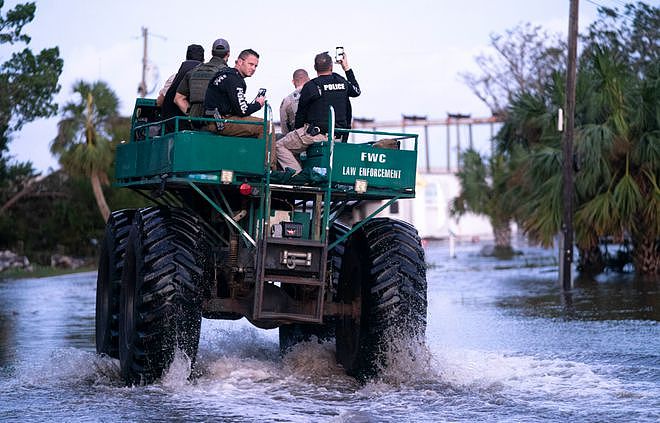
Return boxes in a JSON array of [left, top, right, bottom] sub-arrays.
[[254, 88, 266, 102], [335, 46, 344, 63]]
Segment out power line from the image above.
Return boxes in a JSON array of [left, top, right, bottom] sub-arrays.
[[584, 0, 637, 26]]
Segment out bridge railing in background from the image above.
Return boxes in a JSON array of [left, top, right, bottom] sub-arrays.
[[350, 114, 504, 174]]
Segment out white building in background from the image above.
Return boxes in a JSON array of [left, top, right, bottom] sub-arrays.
[[353, 173, 494, 241], [350, 116, 504, 241]]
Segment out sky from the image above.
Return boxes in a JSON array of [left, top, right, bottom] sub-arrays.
[[3, 0, 623, 173]]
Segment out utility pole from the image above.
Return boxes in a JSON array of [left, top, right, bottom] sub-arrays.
[[560, 0, 579, 290], [138, 27, 148, 97]]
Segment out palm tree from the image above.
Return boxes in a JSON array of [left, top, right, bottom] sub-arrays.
[[463, 5, 660, 275], [573, 49, 659, 275], [51, 81, 121, 222], [498, 48, 659, 275], [450, 149, 516, 257], [493, 77, 565, 245]]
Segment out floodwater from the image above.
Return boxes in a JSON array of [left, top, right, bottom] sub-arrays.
[[0, 242, 658, 422]]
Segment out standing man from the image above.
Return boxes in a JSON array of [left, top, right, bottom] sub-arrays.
[[279, 69, 309, 134], [160, 44, 204, 132], [276, 50, 360, 173], [204, 49, 276, 167], [174, 38, 230, 120]]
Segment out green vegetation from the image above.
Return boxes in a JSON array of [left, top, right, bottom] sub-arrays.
[[450, 149, 516, 257], [458, 1, 659, 275], [51, 80, 130, 221], [0, 3, 148, 270], [1, 0, 62, 223], [0, 1, 63, 165]]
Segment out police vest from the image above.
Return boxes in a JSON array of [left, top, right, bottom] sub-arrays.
[[188, 57, 227, 116]]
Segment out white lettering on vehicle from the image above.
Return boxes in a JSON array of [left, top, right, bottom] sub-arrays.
[[342, 166, 356, 176], [357, 167, 401, 179], [343, 162, 401, 179], [360, 152, 386, 163]]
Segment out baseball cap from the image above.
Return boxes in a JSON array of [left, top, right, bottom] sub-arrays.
[[212, 38, 230, 53]]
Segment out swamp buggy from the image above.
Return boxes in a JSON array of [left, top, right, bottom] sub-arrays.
[[95, 99, 428, 385]]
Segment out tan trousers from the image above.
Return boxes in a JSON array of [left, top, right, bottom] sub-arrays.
[[276, 125, 328, 173], [207, 115, 277, 169]]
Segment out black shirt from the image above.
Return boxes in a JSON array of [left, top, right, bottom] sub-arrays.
[[295, 69, 361, 132], [204, 67, 261, 117], [162, 59, 201, 123]]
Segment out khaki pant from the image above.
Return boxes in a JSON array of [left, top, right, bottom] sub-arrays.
[[206, 115, 277, 170], [276, 125, 328, 173]]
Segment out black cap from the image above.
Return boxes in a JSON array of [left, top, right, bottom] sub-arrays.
[[186, 44, 204, 61]]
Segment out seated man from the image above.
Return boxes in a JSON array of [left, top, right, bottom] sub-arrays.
[[160, 43, 205, 132], [279, 69, 310, 134], [276, 50, 360, 174], [174, 38, 230, 121], [204, 49, 276, 168]]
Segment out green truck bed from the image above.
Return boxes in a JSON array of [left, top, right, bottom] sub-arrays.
[[116, 98, 418, 199]]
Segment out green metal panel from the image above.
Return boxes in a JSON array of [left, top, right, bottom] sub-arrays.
[[139, 137, 172, 175], [115, 142, 137, 178], [304, 142, 417, 190], [115, 131, 267, 180], [173, 133, 266, 174]]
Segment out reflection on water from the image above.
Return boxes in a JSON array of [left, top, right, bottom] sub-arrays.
[[0, 242, 658, 422], [495, 272, 659, 321]]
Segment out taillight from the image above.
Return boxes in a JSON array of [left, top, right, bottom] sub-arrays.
[[239, 183, 252, 195]]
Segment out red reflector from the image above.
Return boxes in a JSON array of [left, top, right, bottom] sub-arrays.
[[239, 183, 252, 195]]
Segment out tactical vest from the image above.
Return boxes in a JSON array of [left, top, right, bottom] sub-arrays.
[[188, 56, 227, 117]]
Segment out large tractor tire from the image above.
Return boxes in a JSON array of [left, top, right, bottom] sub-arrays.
[[335, 218, 427, 381], [96, 209, 136, 359], [119, 206, 211, 385], [278, 222, 349, 354]]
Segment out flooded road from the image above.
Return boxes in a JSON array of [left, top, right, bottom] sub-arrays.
[[0, 242, 658, 422]]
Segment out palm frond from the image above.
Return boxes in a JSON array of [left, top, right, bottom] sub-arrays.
[[612, 173, 643, 231], [574, 124, 614, 196], [520, 173, 563, 246], [528, 146, 561, 180], [52, 79, 121, 178], [576, 191, 619, 236], [632, 130, 660, 172]]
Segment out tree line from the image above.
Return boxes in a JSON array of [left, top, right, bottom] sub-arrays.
[[452, 2, 659, 276]]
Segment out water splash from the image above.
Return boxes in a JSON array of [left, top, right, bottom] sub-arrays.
[[281, 337, 345, 379], [198, 324, 279, 362], [4, 348, 120, 389], [160, 348, 192, 388], [375, 333, 438, 386]]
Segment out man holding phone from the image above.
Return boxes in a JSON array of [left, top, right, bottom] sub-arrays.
[[204, 48, 276, 167], [204, 48, 266, 134], [276, 49, 361, 174]]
